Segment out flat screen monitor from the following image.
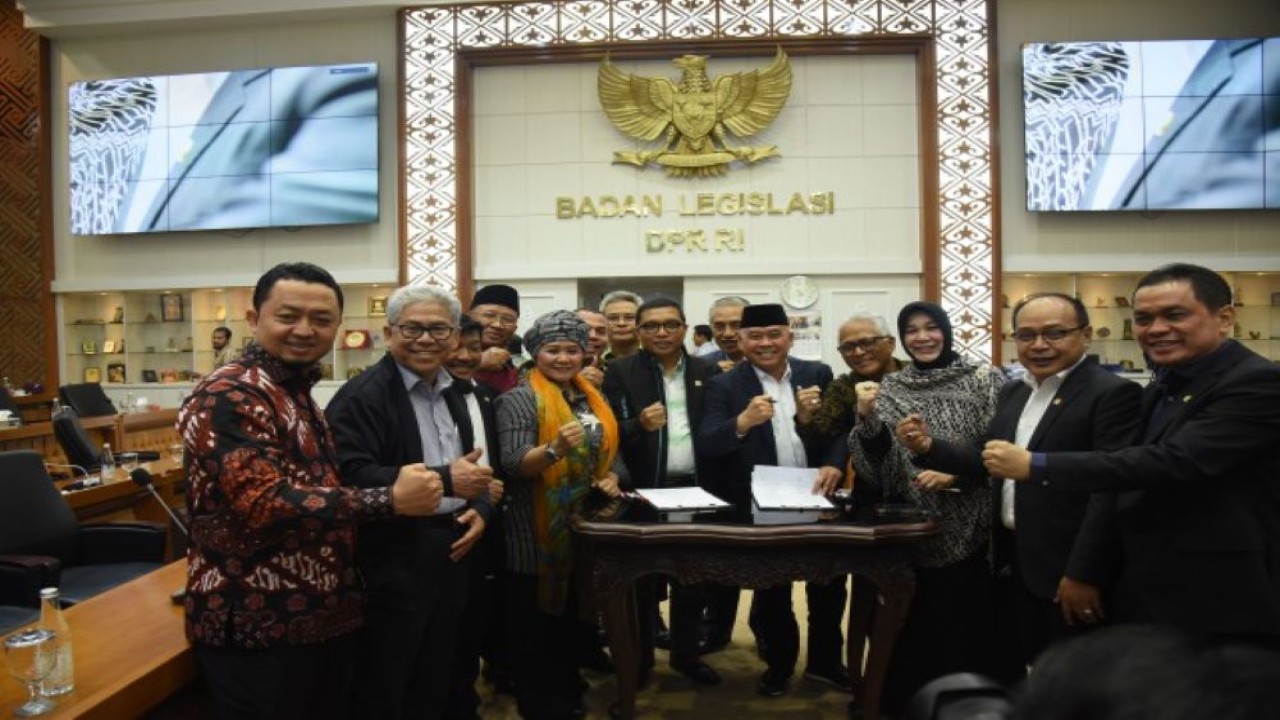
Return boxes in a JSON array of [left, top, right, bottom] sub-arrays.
[[69, 62, 379, 234], [1022, 38, 1277, 212]]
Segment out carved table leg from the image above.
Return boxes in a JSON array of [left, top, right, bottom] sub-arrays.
[[602, 576, 640, 719], [853, 569, 913, 720]]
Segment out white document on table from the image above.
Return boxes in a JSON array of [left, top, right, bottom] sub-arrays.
[[635, 486, 732, 512], [751, 465, 834, 510]]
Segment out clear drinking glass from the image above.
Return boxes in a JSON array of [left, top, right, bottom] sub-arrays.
[[4, 628, 57, 717], [120, 452, 140, 473], [168, 443, 183, 464]]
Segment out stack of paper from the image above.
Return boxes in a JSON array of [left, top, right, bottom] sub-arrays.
[[751, 465, 834, 510], [634, 486, 732, 512]]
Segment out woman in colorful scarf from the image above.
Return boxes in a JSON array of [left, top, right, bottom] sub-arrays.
[[849, 301, 1007, 714], [496, 309, 625, 720]]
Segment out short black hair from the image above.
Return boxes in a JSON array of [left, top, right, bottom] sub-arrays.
[[212, 326, 232, 338], [693, 324, 713, 340], [1134, 263, 1232, 312], [1011, 292, 1090, 329], [458, 317, 483, 337], [252, 262, 344, 312], [636, 297, 685, 324]]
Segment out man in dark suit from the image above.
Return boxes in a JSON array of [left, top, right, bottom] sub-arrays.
[[984, 264, 1280, 639], [699, 303, 848, 696], [603, 298, 722, 685], [326, 285, 499, 719], [443, 317, 512, 714], [898, 293, 1141, 663]]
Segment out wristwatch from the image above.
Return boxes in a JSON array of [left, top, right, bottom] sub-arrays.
[[544, 443, 562, 462]]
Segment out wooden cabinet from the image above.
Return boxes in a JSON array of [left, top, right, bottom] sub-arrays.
[[58, 284, 395, 400]]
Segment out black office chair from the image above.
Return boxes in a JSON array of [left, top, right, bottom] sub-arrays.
[[0, 450, 166, 606], [58, 382, 118, 419], [50, 406, 160, 472]]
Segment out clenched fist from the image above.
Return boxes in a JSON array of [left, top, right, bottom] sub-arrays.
[[855, 381, 880, 418], [450, 448, 495, 501], [795, 385, 822, 424], [391, 463, 443, 516], [639, 402, 667, 432], [736, 394, 775, 435]]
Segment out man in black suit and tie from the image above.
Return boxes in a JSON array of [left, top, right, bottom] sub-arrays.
[[984, 264, 1280, 639], [898, 293, 1141, 663], [603, 298, 723, 685], [326, 286, 500, 719], [699, 303, 848, 696]]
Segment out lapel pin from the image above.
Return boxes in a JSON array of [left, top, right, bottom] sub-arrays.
[[1052, 398, 1062, 406], [1182, 395, 1192, 403], [695, 380, 702, 387]]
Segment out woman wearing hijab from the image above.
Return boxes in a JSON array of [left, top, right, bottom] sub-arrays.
[[496, 309, 625, 720], [849, 301, 1006, 713]]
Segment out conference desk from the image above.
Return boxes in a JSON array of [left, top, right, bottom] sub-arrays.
[[57, 458, 186, 559], [0, 561, 193, 719], [573, 503, 936, 720]]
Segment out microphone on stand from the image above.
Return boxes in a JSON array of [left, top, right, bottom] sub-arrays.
[[129, 468, 190, 604]]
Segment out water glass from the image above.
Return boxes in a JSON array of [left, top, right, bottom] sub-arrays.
[[4, 628, 57, 717], [168, 443, 183, 464]]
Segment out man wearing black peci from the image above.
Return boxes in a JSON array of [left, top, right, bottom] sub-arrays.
[[326, 285, 500, 719], [898, 293, 1141, 664], [603, 298, 723, 686], [698, 303, 849, 697], [469, 284, 522, 395]]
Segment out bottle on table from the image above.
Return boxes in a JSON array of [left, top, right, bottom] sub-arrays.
[[38, 587, 75, 696], [101, 442, 116, 476]]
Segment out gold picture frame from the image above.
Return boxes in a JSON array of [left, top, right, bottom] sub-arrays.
[[84, 367, 101, 383], [367, 295, 388, 317]]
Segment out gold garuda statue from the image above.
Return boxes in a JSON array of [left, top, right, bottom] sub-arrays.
[[598, 47, 792, 178]]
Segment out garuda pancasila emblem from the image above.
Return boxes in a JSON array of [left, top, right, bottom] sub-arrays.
[[598, 48, 792, 178]]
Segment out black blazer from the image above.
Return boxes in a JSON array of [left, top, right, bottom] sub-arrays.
[[917, 357, 1141, 598], [602, 350, 721, 490], [1043, 342, 1280, 636], [446, 378, 502, 479], [325, 355, 495, 595], [698, 357, 835, 505]]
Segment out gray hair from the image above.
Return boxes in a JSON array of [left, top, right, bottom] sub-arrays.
[[708, 295, 751, 321], [386, 285, 461, 325], [842, 311, 892, 336], [599, 290, 642, 313]]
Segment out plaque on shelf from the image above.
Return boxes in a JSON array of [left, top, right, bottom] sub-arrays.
[[161, 294, 184, 322], [142, 369, 159, 382], [81, 339, 97, 355], [84, 366, 101, 383], [343, 329, 372, 349], [107, 363, 126, 383], [102, 340, 116, 353], [368, 296, 388, 317]]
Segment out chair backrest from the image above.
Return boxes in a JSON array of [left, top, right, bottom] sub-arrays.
[[58, 383, 118, 419], [0, 450, 78, 563], [51, 406, 102, 471]]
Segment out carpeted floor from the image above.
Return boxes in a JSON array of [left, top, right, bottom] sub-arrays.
[[477, 582, 856, 719]]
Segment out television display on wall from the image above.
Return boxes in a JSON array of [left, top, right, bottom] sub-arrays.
[[1023, 38, 1277, 212], [69, 62, 379, 235]]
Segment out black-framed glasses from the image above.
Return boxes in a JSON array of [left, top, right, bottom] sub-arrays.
[[638, 320, 685, 334], [838, 336, 891, 354], [1012, 325, 1085, 344], [395, 323, 456, 341]]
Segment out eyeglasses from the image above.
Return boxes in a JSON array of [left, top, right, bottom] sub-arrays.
[[837, 336, 891, 354], [638, 320, 685, 334], [475, 310, 518, 327], [395, 324, 456, 341], [1012, 326, 1085, 344]]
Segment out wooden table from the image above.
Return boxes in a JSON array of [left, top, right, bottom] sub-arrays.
[[573, 506, 935, 720], [58, 457, 186, 559], [0, 561, 193, 719]]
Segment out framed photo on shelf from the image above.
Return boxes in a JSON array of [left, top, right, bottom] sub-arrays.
[[107, 363, 126, 383], [84, 367, 101, 383], [367, 296, 388, 317], [161, 294, 184, 322], [81, 339, 97, 355], [102, 340, 116, 354], [141, 369, 159, 383]]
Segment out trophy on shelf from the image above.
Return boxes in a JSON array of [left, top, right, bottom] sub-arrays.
[[110, 306, 124, 323]]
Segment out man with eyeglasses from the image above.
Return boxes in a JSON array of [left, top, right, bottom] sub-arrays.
[[603, 298, 724, 686], [703, 296, 750, 372], [327, 285, 501, 719], [896, 293, 1141, 664], [469, 284, 522, 394], [600, 289, 643, 363], [699, 303, 850, 697], [981, 264, 1280, 642]]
